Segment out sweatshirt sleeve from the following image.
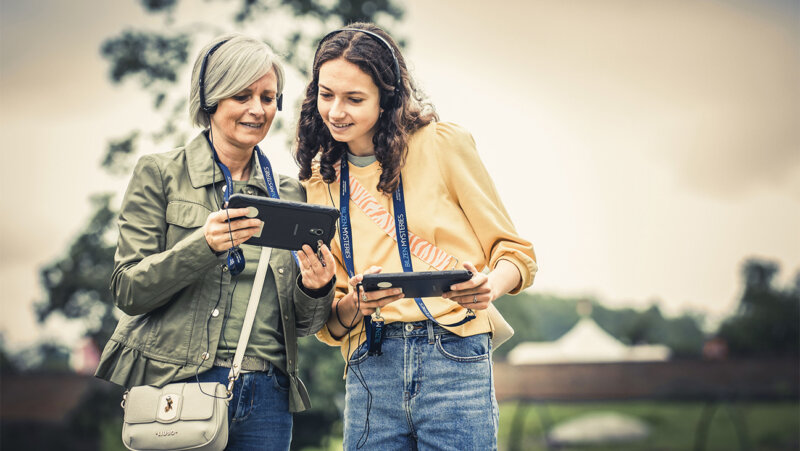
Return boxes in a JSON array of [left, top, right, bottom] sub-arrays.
[[110, 155, 219, 315], [433, 122, 537, 293]]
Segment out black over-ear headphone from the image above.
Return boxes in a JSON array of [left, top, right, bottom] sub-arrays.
[[199, 39, 283, 115], [314, 28, 402, 110]]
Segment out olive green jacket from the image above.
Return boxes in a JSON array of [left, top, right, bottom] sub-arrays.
[[95, 133, 333, 413]]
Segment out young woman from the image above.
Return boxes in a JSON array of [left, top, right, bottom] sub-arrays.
[[96, 34, 336, 450], [295, 23, 537, 450]]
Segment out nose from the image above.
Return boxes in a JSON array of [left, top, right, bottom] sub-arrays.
[[328, 98, 346, 121], [247, 97, 265, 117]]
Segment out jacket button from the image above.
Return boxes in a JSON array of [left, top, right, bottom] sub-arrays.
[[212, 309, 220, 317], [284, 315, 289, 320], [278, 268, 284, 274], [221, 265, 228, 272], [201, 352, 210, 360], [288, 359, 293, 365]]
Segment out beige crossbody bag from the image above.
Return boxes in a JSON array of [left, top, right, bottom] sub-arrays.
[[120, 247, 272, 451]]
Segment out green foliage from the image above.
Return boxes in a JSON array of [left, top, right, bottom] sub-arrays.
[[10, 342, 71, 372], [493, 292, 706, 359], [101, 131, 140, 175], [718, 258, 800, 357], [101, 30, 190, 87], [140, 0, 178, 13], [37, 194, 119, 346], [498, 401, 800, 451]]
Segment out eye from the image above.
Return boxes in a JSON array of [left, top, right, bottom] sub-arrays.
[[232, 95, 249, 102], [319, 92, 333, 100], [261, 95, 274, 104], [349, 98, 364, 104]]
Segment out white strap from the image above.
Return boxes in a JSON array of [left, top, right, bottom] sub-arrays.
[[228, 246, 272, 383]]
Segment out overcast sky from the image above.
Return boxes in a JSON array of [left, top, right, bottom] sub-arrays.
[[1, 0, 798, 349]]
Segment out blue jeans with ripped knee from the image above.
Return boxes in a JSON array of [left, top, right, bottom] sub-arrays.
[[343, 320, 498, 451]]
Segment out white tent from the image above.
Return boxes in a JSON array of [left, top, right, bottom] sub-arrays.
[[507, 318, 670, 365]]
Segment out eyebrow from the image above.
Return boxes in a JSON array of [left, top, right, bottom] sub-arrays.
[[237, 88, 277, 95], [318, 83, 367, 96]]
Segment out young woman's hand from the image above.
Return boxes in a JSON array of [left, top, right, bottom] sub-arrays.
[[347, 266, 405, 317], [203, 208, 263, 253], [442, 261, 521, 310], [326, 266, 404, 338], [296, 243, 336, 290]]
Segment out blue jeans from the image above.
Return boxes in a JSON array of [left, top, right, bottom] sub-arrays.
[[343, 321, 498, 451], [179, 365, 292, 451]]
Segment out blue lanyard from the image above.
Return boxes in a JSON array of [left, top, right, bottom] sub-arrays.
[[338, 157, 475, 329], [205, 131, 299, 272]]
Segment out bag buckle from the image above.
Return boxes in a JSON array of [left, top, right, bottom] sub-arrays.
[[226, 378, 235, 400]]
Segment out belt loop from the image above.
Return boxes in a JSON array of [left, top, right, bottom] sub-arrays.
[[427, 320, 434, 344]]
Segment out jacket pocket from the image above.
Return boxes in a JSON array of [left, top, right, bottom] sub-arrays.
[[165, 201, 211, 246]]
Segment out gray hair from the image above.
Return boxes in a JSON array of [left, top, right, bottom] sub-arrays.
[[189, 33, 285, 128]]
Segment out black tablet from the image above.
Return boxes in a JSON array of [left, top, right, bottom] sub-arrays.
[[361, 270, 473, 298], [227, 193, 339, 251]]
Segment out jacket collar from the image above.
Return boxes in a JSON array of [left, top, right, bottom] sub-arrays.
[[185, 131, 273, 195]]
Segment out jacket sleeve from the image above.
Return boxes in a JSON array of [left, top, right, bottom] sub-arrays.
[[279, 176, 337, 337], [110, 156, 219, 315], [292, 275, 335, 337], [434, 123, 537, 293]]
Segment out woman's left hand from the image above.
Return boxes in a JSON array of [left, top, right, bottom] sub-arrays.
[[442, 260, 521, 310], [442, 262, 494, 310], [296, 243, 336, 290]]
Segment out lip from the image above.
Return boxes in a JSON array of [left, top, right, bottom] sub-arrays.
[[239, 122, 264, 129], [328, 122, 353, 132]]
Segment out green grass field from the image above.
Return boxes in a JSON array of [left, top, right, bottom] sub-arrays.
[[498, 401, 800, 451], [300, 401, 798, 451]]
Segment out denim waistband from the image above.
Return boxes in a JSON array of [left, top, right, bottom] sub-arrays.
[[381, 320, 453, 339]]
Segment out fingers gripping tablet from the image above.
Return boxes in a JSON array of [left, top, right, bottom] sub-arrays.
[[227, 193, 339, 251], [361, 270, 473, 299]]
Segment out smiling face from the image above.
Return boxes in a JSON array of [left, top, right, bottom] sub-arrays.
[[317, 58, 382, 156], [209, 68, 278, 154]]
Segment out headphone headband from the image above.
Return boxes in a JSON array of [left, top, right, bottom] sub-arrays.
[[314, 27, 402, 109], [199, 39, 283, 115]]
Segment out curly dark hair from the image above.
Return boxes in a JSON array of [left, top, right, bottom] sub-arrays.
[[295, 22, 437, 194]]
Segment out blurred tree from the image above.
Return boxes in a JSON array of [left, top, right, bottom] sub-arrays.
[[494, 292, 706, 359], [717, 258, 800, 357], [35, 0, 403, 448]]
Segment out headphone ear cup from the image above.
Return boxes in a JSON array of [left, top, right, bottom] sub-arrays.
[[277, 94, 283, 112], [381, 90, 399, 111], [379, 94, 391, 111], [202, 103, 218, 115], [393, 89, 402, 109]]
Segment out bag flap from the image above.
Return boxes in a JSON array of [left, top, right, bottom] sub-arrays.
[[180, 382, 226, 420], [166, 201, 210, 228], [124, 384, 164, 424], [124, 382, 224, 424]]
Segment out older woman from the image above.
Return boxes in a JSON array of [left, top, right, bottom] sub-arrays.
[[96, 34, 336, 450]]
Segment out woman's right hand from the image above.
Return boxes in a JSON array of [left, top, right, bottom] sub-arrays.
[[203, 208, 264, 253], [330, 266, 405, 337], [347, 266, 404, 317]]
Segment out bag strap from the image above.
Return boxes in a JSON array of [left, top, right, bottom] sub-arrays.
[[226, 246, 272, 395], [335, 164, 456, 270]]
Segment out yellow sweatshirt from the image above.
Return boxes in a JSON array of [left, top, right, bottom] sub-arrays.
[[303, 121, 537, 362]]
